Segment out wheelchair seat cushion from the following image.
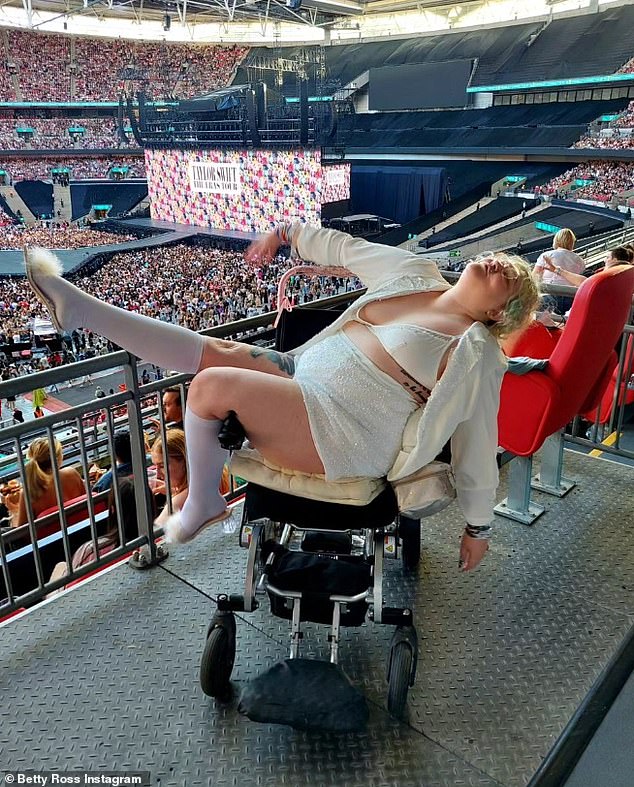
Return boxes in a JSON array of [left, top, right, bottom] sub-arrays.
[[244, 482, 398, 530], [230, 447, 387, 506]]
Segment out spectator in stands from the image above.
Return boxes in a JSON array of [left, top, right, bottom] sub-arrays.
[[12, 436, 85, 526], [150, 427, 230, 525], [541, 245, 634, 287], [533, 228, 586, 313], [93, 429, 134, 492], [26, 226, 540, 572], [152, 386, 184, 431], [150, 429, 189, 524]]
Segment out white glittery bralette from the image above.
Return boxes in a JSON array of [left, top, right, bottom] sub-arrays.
[[352, 305, 460, 390]]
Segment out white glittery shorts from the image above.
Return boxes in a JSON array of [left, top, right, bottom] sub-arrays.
[[293, 332, 418, 481]]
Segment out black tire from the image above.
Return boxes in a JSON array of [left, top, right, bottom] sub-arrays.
[[387, 642, 413, 719], [400, 517, 421, 570], [200, 624, 235, 699]]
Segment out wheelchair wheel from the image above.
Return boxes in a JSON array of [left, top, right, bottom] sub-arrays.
[[387, 640, 413, 719], [200, 616, 236, 700], [399, 516, 421, 569]]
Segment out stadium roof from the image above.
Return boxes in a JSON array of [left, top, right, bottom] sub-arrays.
[[0, 0, 488, 30], [0, 0, 625, 44]]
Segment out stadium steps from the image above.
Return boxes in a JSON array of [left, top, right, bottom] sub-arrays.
[[426, 202, 550, 259], [53, 183, 72, 224], [0, 184, 36, 224], [413, 197, 495, 243]]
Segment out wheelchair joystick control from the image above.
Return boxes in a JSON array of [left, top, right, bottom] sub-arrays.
[[218, 410, 247, 450]]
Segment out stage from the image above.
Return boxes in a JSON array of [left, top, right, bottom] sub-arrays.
[[0, 219, 262, 277]]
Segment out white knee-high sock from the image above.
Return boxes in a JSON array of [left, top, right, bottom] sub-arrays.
[[27, 248, 204, 374], [174, 409, 228, 538]]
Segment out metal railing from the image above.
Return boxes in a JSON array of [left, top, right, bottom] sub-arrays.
[[1, 284, 632, 619], [0, 293, 352, 618]]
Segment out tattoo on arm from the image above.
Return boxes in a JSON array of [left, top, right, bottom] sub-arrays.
[[250, 348, 296, 376]]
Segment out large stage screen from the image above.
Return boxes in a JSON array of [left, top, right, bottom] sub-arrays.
[[368, 60, 472, 111], [145, 148, 322, 232]]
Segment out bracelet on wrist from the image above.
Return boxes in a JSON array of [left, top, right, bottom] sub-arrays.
[[464, 524, 492, 540]]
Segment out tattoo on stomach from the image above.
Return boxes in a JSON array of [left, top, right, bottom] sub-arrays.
[[399, 367, 431, 405], [250, 348, 296, 376]]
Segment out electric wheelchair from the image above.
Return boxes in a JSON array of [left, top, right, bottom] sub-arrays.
[[198, 298, 423, 731]]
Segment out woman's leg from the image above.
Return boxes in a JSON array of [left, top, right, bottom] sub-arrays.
[[26, 247, 295, 379], [164, 367, 323, 543]]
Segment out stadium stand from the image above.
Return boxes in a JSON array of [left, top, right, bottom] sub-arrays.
[[0, 29, 248, 102], [537, 161, 634, 202], [574, 100, 634, 150], [0, 157, 145, 182], [239, 5, 634, 95], [69, 182, 149, 221], [341, 101, 631, 150], [0, 118, 138, 151]]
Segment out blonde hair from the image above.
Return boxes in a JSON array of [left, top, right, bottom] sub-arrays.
[[25, 437, 63, 502], [553, 228, 576, 251], [486, 252, 542, 340], [151, 428, 187, 468]]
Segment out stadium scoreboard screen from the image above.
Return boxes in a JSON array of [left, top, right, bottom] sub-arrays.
[[145, 149, 351, 232]]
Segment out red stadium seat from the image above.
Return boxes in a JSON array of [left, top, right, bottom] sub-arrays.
[[35, 493, 108, 539], [581, 334, 634, 426], [502, 321, 562, 360], [496, 265, 634, 523]]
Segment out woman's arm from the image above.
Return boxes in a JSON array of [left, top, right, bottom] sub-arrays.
[[246, 223, 440, 291], [13, 491, 27, 527], [450, 366, 504, 570], [541, 256, 586, 287]]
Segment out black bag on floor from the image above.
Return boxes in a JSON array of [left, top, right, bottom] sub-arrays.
[[238, 658, 369, 732]]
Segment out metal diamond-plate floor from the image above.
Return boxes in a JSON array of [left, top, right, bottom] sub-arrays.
[[1, 450, 633, 787]]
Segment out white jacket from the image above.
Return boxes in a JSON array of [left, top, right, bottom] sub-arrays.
[[288, 223, 507, 526]]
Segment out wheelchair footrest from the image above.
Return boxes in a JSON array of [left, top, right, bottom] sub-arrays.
[[238, 658, 368, 732]]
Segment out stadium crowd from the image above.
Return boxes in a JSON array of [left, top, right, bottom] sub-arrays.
[[0, 157, 145, 181], [536, 161, 634, 202], [573, 101, 634, 150], [1, 29, 247, 103], [0, 225, 137, 250], [0, 242, 362, 369], [0, 118, 138, 151], [616, 56, 634, 74]]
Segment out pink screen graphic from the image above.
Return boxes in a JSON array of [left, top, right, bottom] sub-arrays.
[[145, 148, 322, 232]]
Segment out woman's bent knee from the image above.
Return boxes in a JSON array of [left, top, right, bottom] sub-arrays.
[[188, 368, 238, 416]]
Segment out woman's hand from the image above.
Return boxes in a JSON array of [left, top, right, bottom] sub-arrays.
[[245, 232, 282, 266], [541, 254, 557, 273], [458, 532, 489, 572]]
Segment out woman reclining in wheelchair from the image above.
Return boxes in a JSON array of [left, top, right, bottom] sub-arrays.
[[25, 223, 539, 572]]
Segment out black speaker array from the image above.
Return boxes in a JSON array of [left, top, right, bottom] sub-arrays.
[[245, 89, 261, 146], [125, 93, 145, 147], [299, 79, 309, 145]]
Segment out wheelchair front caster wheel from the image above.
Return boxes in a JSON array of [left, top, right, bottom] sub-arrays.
[[200, 615, 236, 700], [387, 640, 414, 719]]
